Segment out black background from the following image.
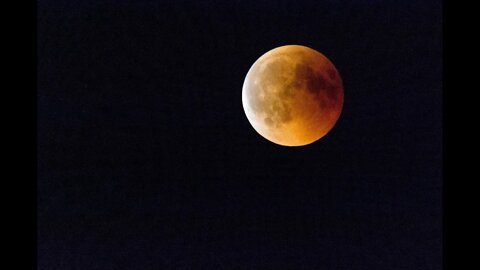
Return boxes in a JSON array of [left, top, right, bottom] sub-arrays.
[[38, 0, 442, 269]]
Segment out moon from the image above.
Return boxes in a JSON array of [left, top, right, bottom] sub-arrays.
[[242, 45, 344, 146]]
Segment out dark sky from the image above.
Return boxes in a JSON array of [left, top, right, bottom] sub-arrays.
[[38, 0, 442, 269]]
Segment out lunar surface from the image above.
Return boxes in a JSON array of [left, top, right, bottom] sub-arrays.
[[242, 45, 344, 146]]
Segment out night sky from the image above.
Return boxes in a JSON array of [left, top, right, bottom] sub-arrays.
[[38, 0, 442, 269]]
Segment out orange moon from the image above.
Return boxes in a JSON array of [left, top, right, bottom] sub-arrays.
[[242, 45, 344, 146]]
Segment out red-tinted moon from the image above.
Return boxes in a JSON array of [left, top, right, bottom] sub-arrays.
[[242, 45, 344, 146]]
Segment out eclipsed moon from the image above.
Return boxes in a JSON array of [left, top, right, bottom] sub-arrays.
[[242, 45, 344, 147]]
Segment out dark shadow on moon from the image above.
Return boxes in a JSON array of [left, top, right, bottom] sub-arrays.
[[295, 62, 341, 110], [296, 63, 327, 93]]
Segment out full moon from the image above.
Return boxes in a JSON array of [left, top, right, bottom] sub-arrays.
[[242, 45, 344, 146]]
